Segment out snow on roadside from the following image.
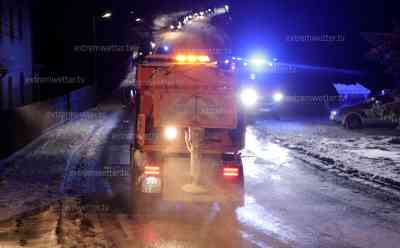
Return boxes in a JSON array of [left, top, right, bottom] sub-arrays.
[[252, 120, 400, 192], [0, 104, 123, 221], [0, 199, 113, 247]]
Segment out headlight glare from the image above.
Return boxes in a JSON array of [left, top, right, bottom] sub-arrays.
[[164, 126, 178, 140], [273, 92, 284, 102], [240, 88, 258, 107]]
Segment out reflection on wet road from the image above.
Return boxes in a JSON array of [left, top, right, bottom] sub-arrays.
[[2, 122, 400, 247]]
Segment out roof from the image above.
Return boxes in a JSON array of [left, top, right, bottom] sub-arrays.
[[333, 83, 371, 95]]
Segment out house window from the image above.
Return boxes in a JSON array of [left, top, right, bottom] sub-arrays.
[[0, 77, 3, 109], [8, 76, 13, 108], [18, 8, 22, 40], [20, 72, 24, 105], [9, 8, 14, 41], [0, 0, 3, 40]]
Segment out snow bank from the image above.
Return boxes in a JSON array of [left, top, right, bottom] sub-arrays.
[[254, 120, 400, 192], [0, 103, 124, 221]]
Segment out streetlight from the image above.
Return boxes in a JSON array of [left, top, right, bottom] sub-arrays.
[[93, 10, 112, 100], [101, 11, 112, 19]]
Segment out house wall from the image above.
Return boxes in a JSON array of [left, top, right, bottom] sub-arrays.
[[0, 0, 32, 110]]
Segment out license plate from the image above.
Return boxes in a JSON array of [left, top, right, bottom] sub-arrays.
[[141, 176, 162, 193]]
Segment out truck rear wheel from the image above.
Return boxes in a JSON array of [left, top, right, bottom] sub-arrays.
[[130, 149, 163, 213]]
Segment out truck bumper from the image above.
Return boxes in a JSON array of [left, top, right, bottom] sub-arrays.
[[132, 153, 244, 207]]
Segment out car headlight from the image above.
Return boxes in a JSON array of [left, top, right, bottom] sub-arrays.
[[273, 92, 284, 102], [240, 88, 258, 107], [330, 110, 338, 121], [164, 126, 178, 140]]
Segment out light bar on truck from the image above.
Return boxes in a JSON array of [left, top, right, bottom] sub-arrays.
[[175, 54, 211, 64]]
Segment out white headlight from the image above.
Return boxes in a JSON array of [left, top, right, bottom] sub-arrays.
[[273, 92, 284, 102], [240, 88, 258, 107], [164, 126, 178, 140]]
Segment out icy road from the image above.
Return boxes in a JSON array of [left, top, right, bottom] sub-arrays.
[[1, 101, 400, 247]]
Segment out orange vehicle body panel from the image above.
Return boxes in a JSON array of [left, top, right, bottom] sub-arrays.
[[135, 61, 242, 154]]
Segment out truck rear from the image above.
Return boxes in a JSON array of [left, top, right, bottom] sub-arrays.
[[130, 53, 245, 207]]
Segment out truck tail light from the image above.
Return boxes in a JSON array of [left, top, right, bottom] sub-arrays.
[[144, 166, 160, 176], [221, 154, 243, 184], [223, 167, 240, 178]]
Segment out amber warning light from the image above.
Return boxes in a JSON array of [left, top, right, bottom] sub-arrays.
[[175, 54, 211, 64]]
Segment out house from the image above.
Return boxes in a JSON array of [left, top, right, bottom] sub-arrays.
[[0, 0, 32, 110]]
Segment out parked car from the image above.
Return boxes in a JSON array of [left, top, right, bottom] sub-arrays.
[[381, 100, 400, 124], [330, 94, 395, 129]]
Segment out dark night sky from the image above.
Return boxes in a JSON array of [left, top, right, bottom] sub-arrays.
[[225, 0, 394, 69], [33, 0, 398, 71], [114, 0, 397, 69]]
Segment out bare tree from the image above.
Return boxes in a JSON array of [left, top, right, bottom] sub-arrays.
[[362, 21, 400, 126], [362, 21, 400, 87]]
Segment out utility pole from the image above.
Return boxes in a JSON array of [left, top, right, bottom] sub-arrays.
[[92, 11, 112, 103]]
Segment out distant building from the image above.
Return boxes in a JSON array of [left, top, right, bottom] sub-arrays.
[[0, 0, 32, 110]]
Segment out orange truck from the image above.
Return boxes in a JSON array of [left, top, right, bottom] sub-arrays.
[[130, 53, 245, 206]]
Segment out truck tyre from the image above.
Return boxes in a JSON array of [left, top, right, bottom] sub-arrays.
[[131, 150, 162, 213]]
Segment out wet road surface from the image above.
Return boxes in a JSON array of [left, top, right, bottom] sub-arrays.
[[2, 103, 400, 247], [98, 121, 400, 248]]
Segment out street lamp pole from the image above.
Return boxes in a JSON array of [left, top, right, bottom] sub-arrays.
[[92, 15, 97, 102], [92, 11, 111, 103]]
